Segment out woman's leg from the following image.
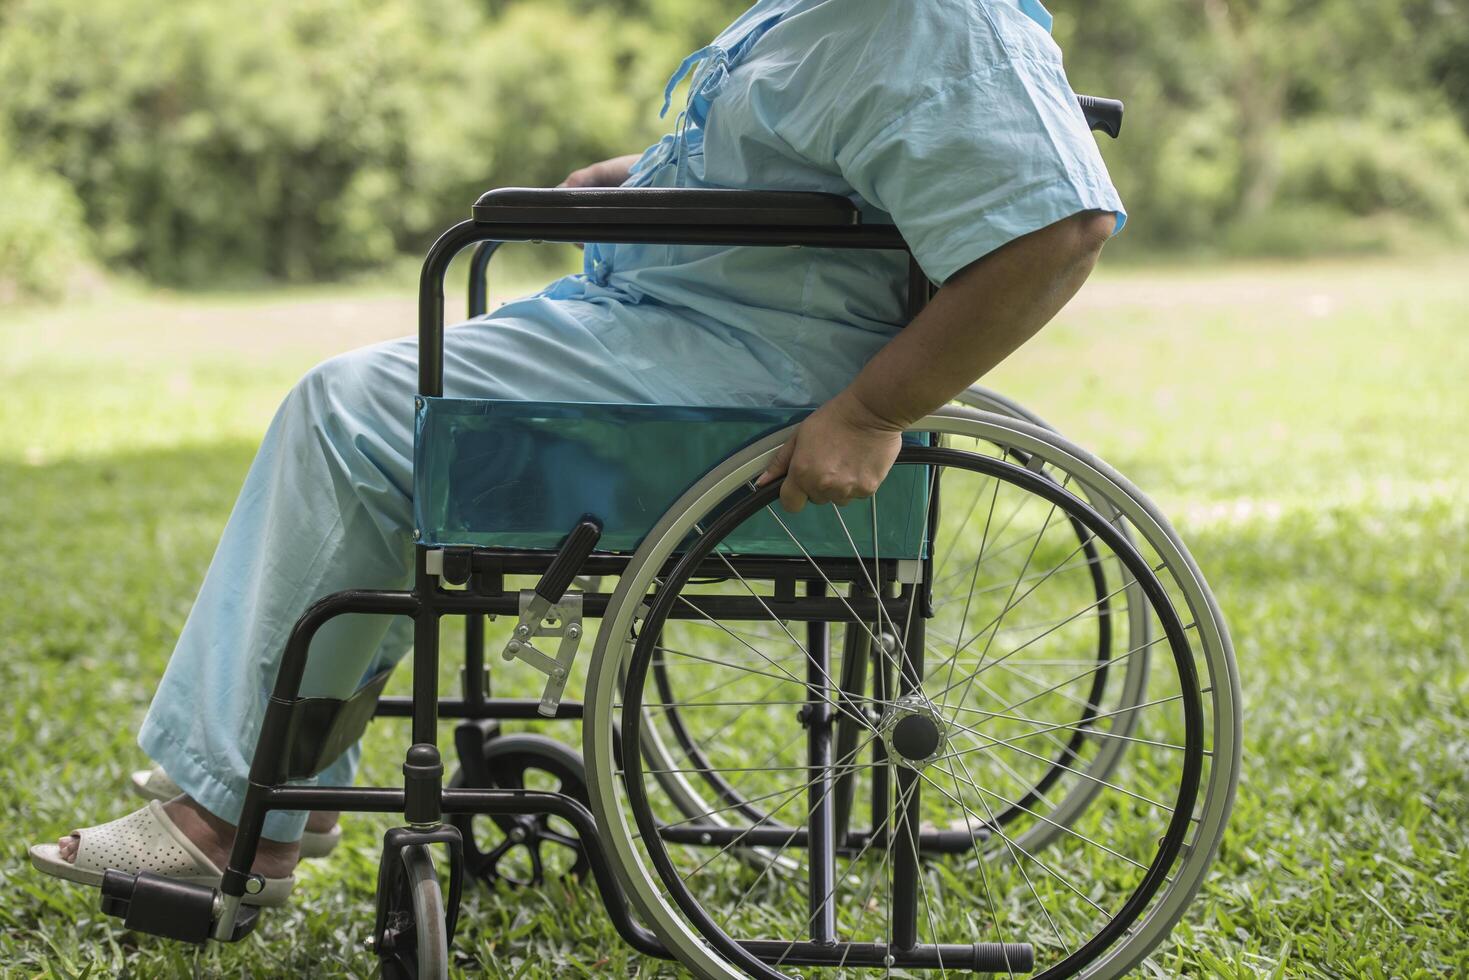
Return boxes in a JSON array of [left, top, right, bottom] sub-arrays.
[[134, 333, 427, 848], [102, 304, 661, 858], [43, 292, 823, 881]]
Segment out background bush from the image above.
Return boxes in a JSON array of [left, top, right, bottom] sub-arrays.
[[1, 0, 1467, 302], [0, 134, 92, 303]]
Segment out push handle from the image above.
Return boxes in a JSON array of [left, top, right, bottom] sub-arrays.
[[1076, 94, 1125, 138], [536, 516, 603, 603]]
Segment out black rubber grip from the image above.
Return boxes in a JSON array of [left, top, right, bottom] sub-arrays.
[[536, 516, 603, 603], [973, 942, 1036, 973], [1076, 94, 1125, 138]]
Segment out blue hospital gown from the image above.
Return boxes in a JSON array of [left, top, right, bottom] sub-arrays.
[[137, 0, 1125, 842], [532, 0, 1127, 404]]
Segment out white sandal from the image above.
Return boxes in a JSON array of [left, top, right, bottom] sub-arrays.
[[130, 767, 341, 859], [28, 800, 295, 907]]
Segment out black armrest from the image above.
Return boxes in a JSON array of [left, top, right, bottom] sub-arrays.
[[469, 186, 899, 248], [472, 187, 860, 227]]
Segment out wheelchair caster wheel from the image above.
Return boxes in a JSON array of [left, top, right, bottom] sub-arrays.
[[449, 733, 591, 887], [375, 843, 450, 980]]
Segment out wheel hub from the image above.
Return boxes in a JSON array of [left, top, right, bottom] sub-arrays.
[[879, 694, 949, 768]]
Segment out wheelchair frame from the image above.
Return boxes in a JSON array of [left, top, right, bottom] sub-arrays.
[[95, 98, 1204, 979]]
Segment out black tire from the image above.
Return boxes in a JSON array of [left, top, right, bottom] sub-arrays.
[[450, 733, 591, 887], [378, 844, 449, 980]]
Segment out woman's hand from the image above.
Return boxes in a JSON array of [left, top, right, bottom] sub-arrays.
[[557, 154, 643, 189], [756, 389, 905, 513]]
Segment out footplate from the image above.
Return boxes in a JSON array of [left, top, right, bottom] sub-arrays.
[[100, 869, 259, 944]]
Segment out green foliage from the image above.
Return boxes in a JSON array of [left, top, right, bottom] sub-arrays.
[[0, 0, 1467, 297], [0, 138, 92, 302], [0, 0, 718, 291], [1053, 0, 1469, 255], [0, 0, 487, 285], [1278, 111, 1469, 228]]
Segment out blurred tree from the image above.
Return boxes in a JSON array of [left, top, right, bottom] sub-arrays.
[[1053, 0, 1469, 249], [0, 0, 498, 283], [1, 0, 1466, 299], [0, 132, 92, 302], [0, 0, 715, 286], [1426, 7, 1469, 130]]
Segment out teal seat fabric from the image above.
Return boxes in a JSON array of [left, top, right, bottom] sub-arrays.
[[413, 398, 927, 558]]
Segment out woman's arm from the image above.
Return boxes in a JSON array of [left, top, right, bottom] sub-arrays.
[[558, 154, 644, 188], [757, 209, 1117, 513]]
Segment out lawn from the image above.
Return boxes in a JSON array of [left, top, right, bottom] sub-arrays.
[[1, 252, 1466, 978]]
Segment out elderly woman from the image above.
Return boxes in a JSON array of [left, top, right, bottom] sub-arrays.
[[32, 0, 1121, 903]]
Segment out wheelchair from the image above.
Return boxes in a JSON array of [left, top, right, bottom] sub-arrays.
[[97, 96, 1241, 978]]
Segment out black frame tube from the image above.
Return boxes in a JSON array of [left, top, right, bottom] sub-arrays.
[[375, 696, 583, 720], [223, 589, 419, 899], [411, 549, 440, 751], [738, 939, 1033, 972], [804, 579, 837, 945], [462, 613, 487, 707], [830, 585, 870, 848], [385, 588, 915, 625], [890, 612, 926, 951], [655, 823, 988, 854], [466, 240, 502, 318]]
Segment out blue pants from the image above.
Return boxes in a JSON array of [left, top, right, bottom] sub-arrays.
[[136, 294, 870, 840]]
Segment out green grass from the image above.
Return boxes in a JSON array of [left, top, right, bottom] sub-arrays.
[[2, 253, 1467, 978]]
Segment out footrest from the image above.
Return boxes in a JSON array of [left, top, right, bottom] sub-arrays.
[[100, 870, 259, 944]]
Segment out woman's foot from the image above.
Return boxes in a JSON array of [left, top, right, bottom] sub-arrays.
[[32, 799, 296, 907], [130, 767, 339, 839], [56, 796, 301, 879]]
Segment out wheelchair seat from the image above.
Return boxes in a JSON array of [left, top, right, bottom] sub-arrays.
[[412, 398, 928, 557]]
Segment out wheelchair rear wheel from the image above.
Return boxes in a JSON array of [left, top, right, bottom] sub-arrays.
[[584, 408, 1240, 979]]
